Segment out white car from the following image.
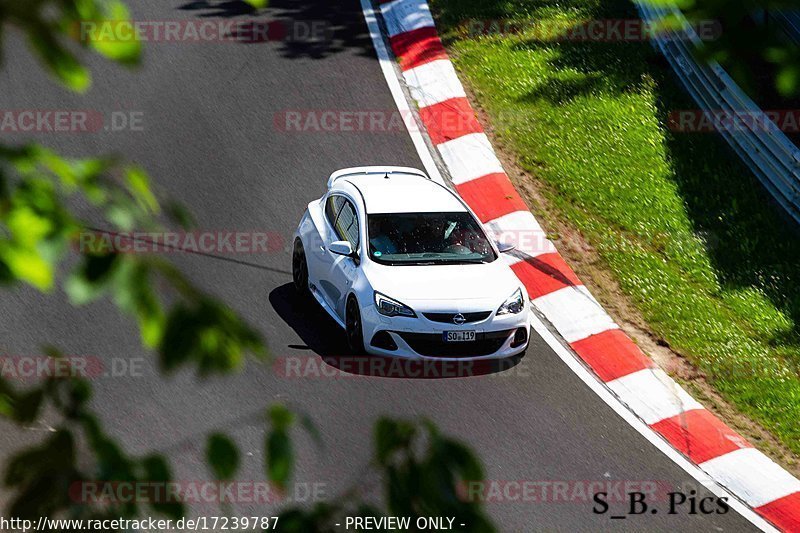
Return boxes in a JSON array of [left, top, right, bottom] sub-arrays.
[[292, 166, 530, 359]]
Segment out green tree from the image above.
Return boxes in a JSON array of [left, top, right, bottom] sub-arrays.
[[650, 0, 800, 96]]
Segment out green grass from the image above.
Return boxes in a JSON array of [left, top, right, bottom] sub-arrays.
[[429, 0, 800, 454]]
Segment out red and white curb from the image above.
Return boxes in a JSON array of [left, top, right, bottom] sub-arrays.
[[365, 0, 800, 530]]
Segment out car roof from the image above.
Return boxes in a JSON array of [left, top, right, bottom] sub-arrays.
[[341, 173, 467, 214]]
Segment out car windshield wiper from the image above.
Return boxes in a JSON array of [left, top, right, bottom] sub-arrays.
[[380, 258, 490, 266], [415, 258, 489, 265]]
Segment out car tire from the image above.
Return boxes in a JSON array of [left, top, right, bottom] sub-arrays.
[[292, 238, 310, 298], [346, 295, 365, 355]]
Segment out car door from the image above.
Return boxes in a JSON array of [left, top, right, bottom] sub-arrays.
[[312, 194, 342, 307], [326, 197, 360, 320], [299, 196, 329, 287]]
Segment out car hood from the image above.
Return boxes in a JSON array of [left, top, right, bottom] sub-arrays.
[[365, 260, 522, 305]]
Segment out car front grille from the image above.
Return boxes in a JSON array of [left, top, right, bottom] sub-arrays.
[[396, 330, 513, 358], [422, 311, 492, 324]]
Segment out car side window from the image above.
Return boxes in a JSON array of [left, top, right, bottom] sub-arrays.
[[324, 195, 342, 229], [334, 200, 359, 249]]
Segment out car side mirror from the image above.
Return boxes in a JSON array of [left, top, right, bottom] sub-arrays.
[[329, 240, 355, 257], [496, 241, 516, 253]]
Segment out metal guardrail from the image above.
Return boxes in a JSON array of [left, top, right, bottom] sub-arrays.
[[636, 2, 800, 225], [769, 10, 800, 46]]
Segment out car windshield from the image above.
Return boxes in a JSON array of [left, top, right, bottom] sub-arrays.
[[367, 212, 497, 265]]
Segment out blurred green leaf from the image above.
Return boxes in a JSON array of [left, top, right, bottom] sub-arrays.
[[65, 251, 120, 304], [439, 439, 484, 483], [776, 65, 800, 96], [164, 200, 195, 230], [159, 297, 264, 375], [125, 166, 159, 215], [375, 418, 414, 466], [0, 259, 12, 286], [0, 168, 8, 204], [0, 394, 13, 417], [38, 148, 80, 189], [206, 433, 239, 480], [4, 429, 77, 519], [11, 389, 44, 424], [268, 404, 294, 430], [6, 205, 53, 248], [265, 429, 292, 490], [0, 245, 53, 290], [265, 404, 294, 490], [27, 23, 91, 92], [159, 303, 195, 371], [113, 261, 166, 348], [142, 455, 184, 519], [64, 379, 92, 412], [243, 0, 269, 8], [79, 0, 142, 65], [299, 413, 323, 449], [85, 252, 118, 282], [275, 509, 316, 533], [765, 46, 789, 64], [105, 202, 137, 231]]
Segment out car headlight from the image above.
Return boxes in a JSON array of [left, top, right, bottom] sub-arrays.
[[374, 291, 416, 317], [496, 288, 525, 315]]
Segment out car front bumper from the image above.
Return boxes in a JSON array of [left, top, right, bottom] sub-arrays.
[[360, 304, 530, 360]]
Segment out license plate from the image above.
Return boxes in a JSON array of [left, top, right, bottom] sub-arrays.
[[443, 330, 476, 342]]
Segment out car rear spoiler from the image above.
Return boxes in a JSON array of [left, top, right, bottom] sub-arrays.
[[326, 166, 429, 189]]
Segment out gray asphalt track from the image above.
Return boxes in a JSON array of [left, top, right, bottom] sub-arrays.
[[0, 1, 756, 531]]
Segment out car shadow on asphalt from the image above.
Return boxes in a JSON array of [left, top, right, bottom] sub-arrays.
[[269, 283, 526, 379]]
